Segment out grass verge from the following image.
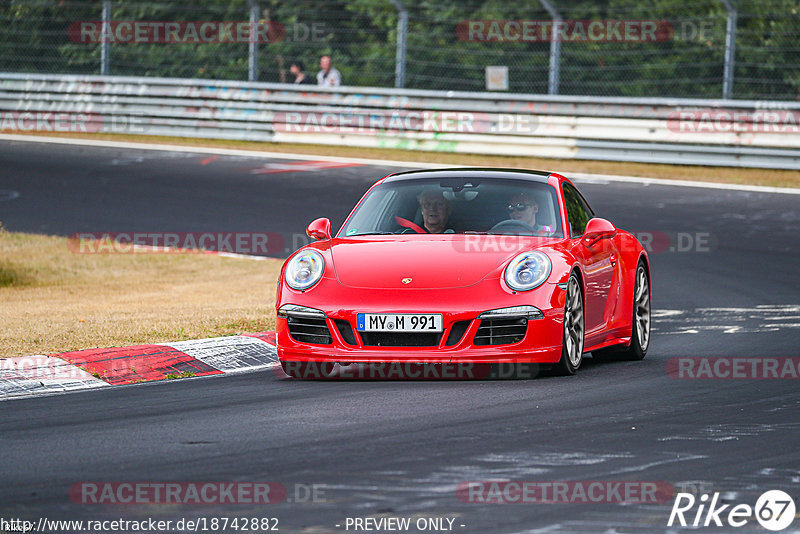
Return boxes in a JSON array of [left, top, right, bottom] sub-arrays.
[[0, 229, 282, 357], [8, 132, 800, 189]]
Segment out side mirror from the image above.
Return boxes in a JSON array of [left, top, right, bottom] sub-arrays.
[[306, 217, 332, 241], [582, 217, 616, 247]]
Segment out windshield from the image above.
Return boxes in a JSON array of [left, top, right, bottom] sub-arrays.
[[339, 178, 563, 238]]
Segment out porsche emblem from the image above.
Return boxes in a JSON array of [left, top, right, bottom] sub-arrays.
[[401, 277, 413, 284]]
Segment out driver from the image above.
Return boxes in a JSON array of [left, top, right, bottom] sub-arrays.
[[506, 192, 553, 235], [396, 188, 454, 234], [418, 189, 453, 233]]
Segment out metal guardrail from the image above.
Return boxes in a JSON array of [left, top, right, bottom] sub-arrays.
[[1, 73, 798, 169]]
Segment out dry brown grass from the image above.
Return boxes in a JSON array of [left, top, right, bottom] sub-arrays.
[[12, 131, 800, 189], [0, 229, 282, 357]]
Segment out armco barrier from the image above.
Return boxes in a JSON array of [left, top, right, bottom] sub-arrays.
[[1, 73, 798, 169]]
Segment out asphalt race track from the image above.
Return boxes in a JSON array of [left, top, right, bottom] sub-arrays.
[[1, 139, 799, 533]]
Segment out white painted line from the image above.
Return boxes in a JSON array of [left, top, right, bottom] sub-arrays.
[[0, 355, 108, 401], [131, 243, 272, 261], [163, 335, 278, 374], [0, 189, 20, 201], [251, 160, 363, 174], [211, 251, 273, 261], [653, 306, 800, 335], [2, 134, 799, 195], [0, 133, 444, 166], [72, 239, 274, 261], [568, 172, 800, 195]]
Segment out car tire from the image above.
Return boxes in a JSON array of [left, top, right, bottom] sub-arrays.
[[593, 260, 650, 362], [553, 272, 584, 376]]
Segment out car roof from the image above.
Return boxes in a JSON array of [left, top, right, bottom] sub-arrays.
[[383, 168, 555, 184]]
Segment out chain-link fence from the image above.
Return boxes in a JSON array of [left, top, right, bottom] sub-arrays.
[[1, 0, 798, 100]]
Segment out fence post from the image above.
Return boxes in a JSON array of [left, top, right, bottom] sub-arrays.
[[720, 0, 737, 99], [248, 0, 259, 81], [390, 0, 408, 88], [538, 0, 561, 95], [100, 0, 111, 75]]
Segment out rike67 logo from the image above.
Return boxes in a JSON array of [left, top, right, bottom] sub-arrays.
[[668, 490, 796, 531]]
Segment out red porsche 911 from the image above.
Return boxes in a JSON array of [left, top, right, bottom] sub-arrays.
[[276, 168, 650, 378]]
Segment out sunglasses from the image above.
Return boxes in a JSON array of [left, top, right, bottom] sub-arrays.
[[507, 203, 532, 212]]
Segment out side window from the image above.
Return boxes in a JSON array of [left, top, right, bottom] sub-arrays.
[[562, 183, 594, 238]]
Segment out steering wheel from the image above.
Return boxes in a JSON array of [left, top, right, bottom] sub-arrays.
[[489, 219, 537, 235]]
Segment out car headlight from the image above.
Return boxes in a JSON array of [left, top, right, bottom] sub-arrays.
[[285, 249, 325, 290], [504, 251, 551, 291]]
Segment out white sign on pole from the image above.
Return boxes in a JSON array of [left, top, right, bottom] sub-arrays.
[[486, 66, 509, 91]]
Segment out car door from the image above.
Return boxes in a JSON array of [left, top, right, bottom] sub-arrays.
[[563, 183, 614, 334]]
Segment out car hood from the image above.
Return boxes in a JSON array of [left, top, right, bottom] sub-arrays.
[[328, 235, 561, 289]]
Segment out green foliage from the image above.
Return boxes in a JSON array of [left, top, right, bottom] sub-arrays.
[[0, 0, 797, 99]]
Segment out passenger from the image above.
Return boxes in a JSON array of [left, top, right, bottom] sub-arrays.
[[506, 192, 553, 235]]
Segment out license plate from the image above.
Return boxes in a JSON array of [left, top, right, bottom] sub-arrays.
[[357, 313, 443, 332]]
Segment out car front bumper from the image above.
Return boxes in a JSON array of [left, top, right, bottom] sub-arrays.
[[276, 282, 565, 364]]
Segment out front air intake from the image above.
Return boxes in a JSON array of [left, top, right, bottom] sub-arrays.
[[287, 316, 332, 345], [445, 320, 472, 346], [473, 318, 528, 346], [334, 319, 357, 345]]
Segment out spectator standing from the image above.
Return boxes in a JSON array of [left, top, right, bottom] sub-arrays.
[[290, 60, 314, 85], [317, 55, 342, 86]]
